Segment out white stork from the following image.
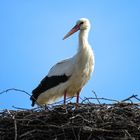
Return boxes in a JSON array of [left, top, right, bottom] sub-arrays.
[[30, 18, 95, 107]]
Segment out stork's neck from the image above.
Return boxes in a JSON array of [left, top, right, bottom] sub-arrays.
[[75, 29, 93, 70], [78, 29, 89, 52]]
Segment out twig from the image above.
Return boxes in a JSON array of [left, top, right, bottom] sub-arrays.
[[87, 133, 92, 140], [121, 94, 139, 102], [13, 116, 17, 140], [5, 110, 17, 140], [0, 88, 31, 96], [47, 97, 74, 107], [81, 97, 119, 103], [72, 126, 77, 140], [0, 88, 45, 108], [19, 129, 37, 138], [123, 129, 131, 137], [92, 91, 101, 104], [12, 106, 31, 110]]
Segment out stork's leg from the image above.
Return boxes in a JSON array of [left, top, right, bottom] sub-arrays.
[[64, 91, 67, 105], [76, 91, 80, 104], [76, 89, 81, 109], [62, 91, 67, 110]]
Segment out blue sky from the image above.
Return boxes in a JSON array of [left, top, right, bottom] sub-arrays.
[[0, 0, 140, 109]]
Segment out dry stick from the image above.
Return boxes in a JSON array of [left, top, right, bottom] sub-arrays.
[[87, 133, 92, 140], [19, 129, 37, 138], [77, 127, 81, 140], [0, 88, 45, 109], [134, 95, 140, 101], [92, 90, 121, 103], [121, 94, 139, 102], [81, 97, 119, 104], [92, 91, 101, 104], [12, 106, 31, 110], [123, 129, 132, 138], [5, 110, 17, 140], [82, 97, 91, 104], [0, 88, 31, 96], [72, 126, 77, 140], [49, 96, 74, 106], [13, 116, 17, 140]]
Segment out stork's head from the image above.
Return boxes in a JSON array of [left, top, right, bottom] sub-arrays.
[[63, 18, 90, 40]]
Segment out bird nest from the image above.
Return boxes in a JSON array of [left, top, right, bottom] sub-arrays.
[[0, 96, 140, 140]]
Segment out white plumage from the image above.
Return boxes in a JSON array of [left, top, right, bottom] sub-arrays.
[[30, 18, 95, 107]]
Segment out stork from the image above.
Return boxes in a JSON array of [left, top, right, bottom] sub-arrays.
[[30, 18, 95, 107]]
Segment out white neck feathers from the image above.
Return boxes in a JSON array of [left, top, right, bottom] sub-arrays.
[[78, 29, 89, 52]]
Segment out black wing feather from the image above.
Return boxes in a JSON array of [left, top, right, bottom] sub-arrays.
[[30, 74, 70, 106]]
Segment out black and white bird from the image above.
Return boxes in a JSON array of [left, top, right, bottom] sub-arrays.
[[30, 18, 95, 107]]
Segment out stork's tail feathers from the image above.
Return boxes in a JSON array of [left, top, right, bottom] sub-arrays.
[[30, 95, 36, 107]]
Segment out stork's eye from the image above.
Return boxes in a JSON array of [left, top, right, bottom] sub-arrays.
[[80, 22, 84, 25]]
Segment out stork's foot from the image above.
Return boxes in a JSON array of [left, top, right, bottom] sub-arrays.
[[61, 104, 67, 110], [75, 103, 80, 109], [43, 104, 48, 110]]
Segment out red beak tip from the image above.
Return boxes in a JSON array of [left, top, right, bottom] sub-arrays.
[[63, 24, 80, 40]]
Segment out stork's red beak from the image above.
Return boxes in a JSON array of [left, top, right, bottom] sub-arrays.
[[63, 24, 80, 40]]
